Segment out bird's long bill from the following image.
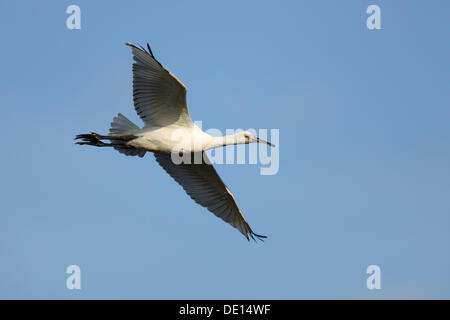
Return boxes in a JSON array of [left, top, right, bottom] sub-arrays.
[[256, 137, 275, 147]]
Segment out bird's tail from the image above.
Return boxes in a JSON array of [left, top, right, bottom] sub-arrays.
[[109, 113, 146, 157], [109, 113, 139, 136], [74, 113, 146, 158]]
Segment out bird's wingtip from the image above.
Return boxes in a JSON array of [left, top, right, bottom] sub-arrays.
[[124, 42, 160, 65], [249, 231, 267, 242]]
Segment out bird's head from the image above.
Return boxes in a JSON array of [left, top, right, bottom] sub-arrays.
[[235, 131, 275, 147]]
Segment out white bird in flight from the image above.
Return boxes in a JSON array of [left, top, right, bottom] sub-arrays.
[[75, 43, 274, 241]]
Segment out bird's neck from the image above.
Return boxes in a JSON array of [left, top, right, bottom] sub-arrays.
[[206, 134, 239, 150]]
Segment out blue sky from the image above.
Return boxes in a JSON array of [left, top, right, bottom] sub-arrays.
[[0, 0, 449, 299]]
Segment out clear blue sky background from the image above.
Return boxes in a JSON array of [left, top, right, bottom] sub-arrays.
[[0, 1, 449, 299]]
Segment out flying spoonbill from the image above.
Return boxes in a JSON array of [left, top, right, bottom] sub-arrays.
[[75, 43, 274, 241]]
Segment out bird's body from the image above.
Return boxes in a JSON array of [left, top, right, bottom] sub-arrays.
[[128, 123, 216, 154], [76, 42, 274, 241]]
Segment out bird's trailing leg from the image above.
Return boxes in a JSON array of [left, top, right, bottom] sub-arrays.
[[74, 132, 112, 147], [74, 132, 136, 147]]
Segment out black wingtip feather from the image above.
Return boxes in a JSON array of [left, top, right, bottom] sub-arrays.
[[137, 42, 146, 53], [249, 231, 267, 242], [146, 42, 155, 58], [127, 41, 163, 68]]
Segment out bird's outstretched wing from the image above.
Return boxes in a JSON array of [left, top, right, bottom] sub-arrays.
[[126, 42, 193, 127], [154, 153, 267, 241]]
